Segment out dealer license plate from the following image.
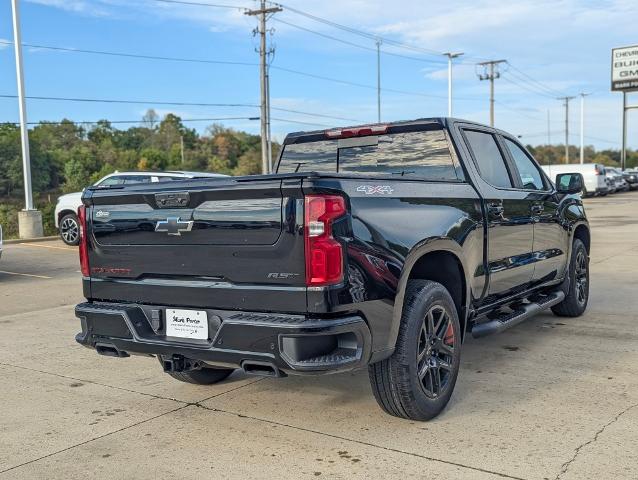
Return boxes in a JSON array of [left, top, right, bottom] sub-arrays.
[[165, 309, 208, 340]]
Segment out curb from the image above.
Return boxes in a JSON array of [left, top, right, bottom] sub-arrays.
[[4, 235, 60, 245]]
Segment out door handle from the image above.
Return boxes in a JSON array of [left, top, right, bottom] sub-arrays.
[[531, 204, 544, 215], [488, 203, 504, 216]]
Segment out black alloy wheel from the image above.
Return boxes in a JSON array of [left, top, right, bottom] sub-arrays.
[[574, 248, 588, 307], [416, 305, 456, 398]]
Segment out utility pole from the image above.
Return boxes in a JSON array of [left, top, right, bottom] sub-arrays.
[[547, 109, 551, 145], [477, 59, 506, 127], [558, 96, 576, 163], [376, 39, 381, 123], [11, 0, 43, 238], [246, 1, 281, 174], [443, 52, 463, 117], [579, 93, 590, 164]]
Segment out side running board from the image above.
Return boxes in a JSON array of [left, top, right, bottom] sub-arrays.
[[471, 290, 566, 338]]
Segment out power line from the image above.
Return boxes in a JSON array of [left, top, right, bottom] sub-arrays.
[[0, 115, 332, 128], [506, 62, 566, 97], [570, 132, 617, 145], [0, 94, 362, 122], [0, 40, 483, 102], [1, 116, 254, 126], [148, 0, 247, 9], [272, 18, 446, 65], [0, 40, 256, 67], [271, 117, 332, 127], [501, 72, 557, 99], [494, 100, 544, 122], [145, 0, 457, 61], [519, 130, 564, 138], [272, 65, 479, 101], [272, 2, 447, 58]]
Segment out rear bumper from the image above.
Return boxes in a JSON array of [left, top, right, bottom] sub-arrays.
[[75, 302, 372, 376]]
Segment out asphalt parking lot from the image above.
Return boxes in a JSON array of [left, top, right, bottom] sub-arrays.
[[1, 193, 637, 480]]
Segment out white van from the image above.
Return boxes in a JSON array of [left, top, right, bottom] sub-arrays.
[[541, 163, 608, 197]]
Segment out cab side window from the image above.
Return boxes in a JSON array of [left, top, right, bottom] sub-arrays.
[[98, 176, 125, 186], [504, 138, 546, 191], [463, 130, 513, 188]]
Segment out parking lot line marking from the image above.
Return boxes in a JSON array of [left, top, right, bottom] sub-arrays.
[[18, 242, 76, 251], [0, 270, 52, 279]]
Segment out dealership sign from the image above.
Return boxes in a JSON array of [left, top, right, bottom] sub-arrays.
[[611, 45, 638, 91]]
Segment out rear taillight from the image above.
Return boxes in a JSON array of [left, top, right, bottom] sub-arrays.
[[304, 195, 346, 286], [78, 205, 89, 277]]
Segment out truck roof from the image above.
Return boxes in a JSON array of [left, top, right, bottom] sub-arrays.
[[282, 117, 497, 145]]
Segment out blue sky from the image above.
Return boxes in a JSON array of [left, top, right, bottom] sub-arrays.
[[0, 0, 636, 148]]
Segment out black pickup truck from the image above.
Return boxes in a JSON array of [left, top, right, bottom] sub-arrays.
[[75, 118, 590, 421]]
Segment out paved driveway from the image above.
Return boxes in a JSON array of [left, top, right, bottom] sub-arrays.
[[1, 193, 637, 479]]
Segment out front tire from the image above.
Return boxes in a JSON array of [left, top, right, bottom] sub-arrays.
[[158, 357, 234, 385], [368, 280, 462, 421], [59, 213, 80, 246], [551, 238, 589, 317]]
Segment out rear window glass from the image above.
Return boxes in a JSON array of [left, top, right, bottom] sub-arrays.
[[277, 129, 458, 181]]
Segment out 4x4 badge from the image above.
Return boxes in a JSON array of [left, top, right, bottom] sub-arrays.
[[155, 217, 194, 236], [356, 185, 394, 195]]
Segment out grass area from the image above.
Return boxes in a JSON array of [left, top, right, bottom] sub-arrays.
[[0, 195, 59, 239]]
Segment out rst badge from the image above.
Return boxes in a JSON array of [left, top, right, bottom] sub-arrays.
[[356, 185, 394, 195], [155, 217, 194, 236]]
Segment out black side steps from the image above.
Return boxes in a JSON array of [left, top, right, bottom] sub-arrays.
[[471, 290, 565, 338]]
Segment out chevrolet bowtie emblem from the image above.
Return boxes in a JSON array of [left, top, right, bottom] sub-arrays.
[[155, 217, 194, 236]]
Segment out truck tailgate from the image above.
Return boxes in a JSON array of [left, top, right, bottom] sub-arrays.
[[84, 177, 307, 312]]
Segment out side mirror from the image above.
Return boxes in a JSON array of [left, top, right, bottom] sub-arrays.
[[556, 173, 584, 194]]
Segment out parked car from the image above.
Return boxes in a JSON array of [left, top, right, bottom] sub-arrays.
[[55, 171, 227, 245], [623, 169, 638, 190], [74, 118, 590, 421], [607, 167, 629, 192], [541, 163, 607, 196]]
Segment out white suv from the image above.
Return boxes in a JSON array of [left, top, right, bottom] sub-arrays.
[[55, 171, 227, 245]]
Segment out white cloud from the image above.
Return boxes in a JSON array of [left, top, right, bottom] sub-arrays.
[[26, 0, 112, 16]]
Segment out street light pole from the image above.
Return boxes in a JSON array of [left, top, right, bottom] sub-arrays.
[[443, 52, 463, 117], [11, 0, 33, 211], [11, 0, 43, 238]]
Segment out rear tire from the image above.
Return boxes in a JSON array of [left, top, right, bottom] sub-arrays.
[[157, 357, 234, 385], [552, 238, 589, 317], [368, 280, 462, 421], [59, 213, 80, 246]]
